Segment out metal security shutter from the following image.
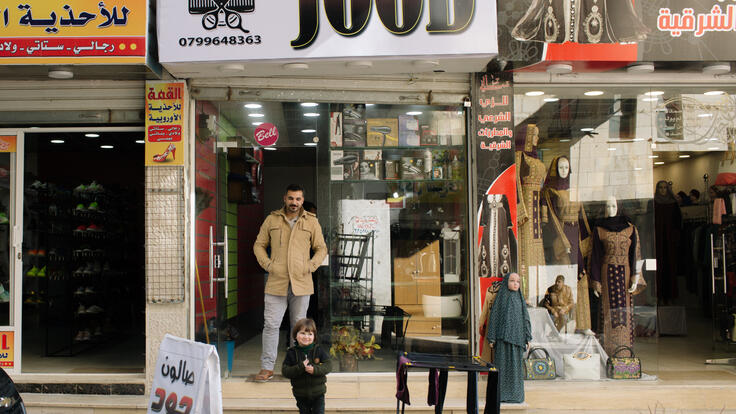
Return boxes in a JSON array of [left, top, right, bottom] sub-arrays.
[[0, 80, 145, 125], [189, 73, 471, 106]]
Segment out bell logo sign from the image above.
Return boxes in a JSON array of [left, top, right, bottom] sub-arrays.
[[291, 0, 475, 49], [255, 123, 279, 146]]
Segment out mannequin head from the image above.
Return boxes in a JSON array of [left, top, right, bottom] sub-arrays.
[[507, 273, 521, 292], [605, 196, 618, 217], [557, 157, 570, 179], [543, 155, 571, 190], [527, 124, 539, 149], [656, 180, 669, 197]]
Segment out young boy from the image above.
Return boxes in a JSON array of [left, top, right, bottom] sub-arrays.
[[281, 318, 331, 414]]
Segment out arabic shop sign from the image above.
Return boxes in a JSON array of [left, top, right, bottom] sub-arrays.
[[147, 334, 222, 414], [497, 0, 736, 62], [0, 332, 14, 368], [145, 81, 186, 167], [156, 0, 497, 64], [0, 0, 146, 64]]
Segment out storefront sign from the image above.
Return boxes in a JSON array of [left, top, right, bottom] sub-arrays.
[[0, 136, 17, 153], [0, 0, 147, 64], [147, 334, 222, 414], [145, 81, 186, 167], [0, 331, 14, 368], [474, 72, 517, 280], [498, 0, 736, 62], [156, 0, 497, 63], [254, 123, 278, 146]]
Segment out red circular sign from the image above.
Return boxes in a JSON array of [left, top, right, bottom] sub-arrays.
[[255, 123, 279, 146]]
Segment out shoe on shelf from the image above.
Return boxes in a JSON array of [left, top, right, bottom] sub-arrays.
[[0, 212, 8, 224], [77, 304, 86, 314], [86, 305, 104, 314], [254, 369, 274, 382], [36, 249, 46, 257], [75, 203, 86, 212], [74, 225, 87, 232], [26, 266, 38, 277], [0, 284, 9, 303], [36, 266, 46, 277], [74, 287, 84, 296], [87, 223, 102, 232], [27, 249, 37, 257], [84, 286, 95, 294], [73, 184, 86, 194], [88, 201, 99, 211], [74, 331, 85, 342]]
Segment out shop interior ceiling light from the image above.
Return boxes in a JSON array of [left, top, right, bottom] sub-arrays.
[[626, 63, 655, 73], [85, 133, 100, 138], [679, 154, 691, 158], [581, 127, 595, 132], [304, 112, 319, 117], [50, 139, 64, 144], [300, 102, 318, 107], [248, 113, 264, 117], [406, 111, 422, 115], [135, 140, 144, 144], [48, 68, 73, 79], [641, 97, 658, 102], [546, 63, 573, 74], [584, 90, 604, 96], [525, 91, 544, 96], [703, 63, 731, 75], [263, 146, 276, 150], [301, 129, 316, 133], [544, 97, 559, 102], [645, 90, 664, 96], [244, 103, 262, 109], [252, 121, 263, 126], [705, 90, 725, 95], [655, 161, 665, 165]]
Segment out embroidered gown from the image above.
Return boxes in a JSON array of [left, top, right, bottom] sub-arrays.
[[516, 149, 547, 300], [590, 217, 645, 356], [511, 0, 649, 44], [541, 156, 592, 330], [478, 194, 512, 279]]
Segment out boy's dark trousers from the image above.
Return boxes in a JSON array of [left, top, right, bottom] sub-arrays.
[[296, 395, 325, 414]]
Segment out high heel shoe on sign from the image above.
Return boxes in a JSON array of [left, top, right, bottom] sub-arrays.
[[153, 143, 176, 162]]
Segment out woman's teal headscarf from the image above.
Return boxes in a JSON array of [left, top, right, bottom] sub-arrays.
[[486, 273, 532, 347]]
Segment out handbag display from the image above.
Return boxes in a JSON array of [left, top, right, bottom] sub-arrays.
[[523, 347, 556, 380], [563, 351, 600, 380], [606, 346, 642, 379]]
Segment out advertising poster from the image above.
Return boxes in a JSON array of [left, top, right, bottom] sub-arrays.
[[147, 334, 222, 414], [0, 0, 146, 64], [473, 72, 517, 356], [0, 136, 16, 153], [145, 81, 186, 167], [0, 331, 14, 368], [498, 0, 736, 62]]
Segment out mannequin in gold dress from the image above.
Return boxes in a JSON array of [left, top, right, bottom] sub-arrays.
[[515, 124, 546, 302], [541, 155, 592, 332]]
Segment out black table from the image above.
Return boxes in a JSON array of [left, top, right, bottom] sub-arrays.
[[395, 352, 500, 414]]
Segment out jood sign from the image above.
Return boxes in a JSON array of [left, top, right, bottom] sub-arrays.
[[291, 0, 476, 49], [157, 0, 497, 64]]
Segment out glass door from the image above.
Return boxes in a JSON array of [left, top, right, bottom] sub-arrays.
[[0, 130, 22, 374]]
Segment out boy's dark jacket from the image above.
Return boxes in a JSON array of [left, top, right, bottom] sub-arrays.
[[281, 343, 332, 399]]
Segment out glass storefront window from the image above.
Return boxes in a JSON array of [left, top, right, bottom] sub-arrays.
[[512, 86, 736, 381], [194, 100, 470, 375]]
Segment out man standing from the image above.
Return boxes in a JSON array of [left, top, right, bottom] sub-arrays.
[[253, 184, 327, 382]]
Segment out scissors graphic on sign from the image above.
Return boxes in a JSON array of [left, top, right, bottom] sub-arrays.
[[201, 0, 250, 33]]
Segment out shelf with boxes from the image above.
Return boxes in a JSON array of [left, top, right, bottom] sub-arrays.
[[329, 104, 466, 182]]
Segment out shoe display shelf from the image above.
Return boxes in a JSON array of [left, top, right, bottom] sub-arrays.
[[23, 180, 132, 356]]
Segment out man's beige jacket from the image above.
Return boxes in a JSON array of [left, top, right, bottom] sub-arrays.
[[253, 208, 327, 296]]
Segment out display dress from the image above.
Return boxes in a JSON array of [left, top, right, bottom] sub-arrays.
[[541, 156, 592, 331], [511, 0, 649, 44], [654, 180, 681, 304], [478, 194, 512, 279], [590, 215, 645, 356], [516, 125, 546, 300], [485, 273, 532, 404]]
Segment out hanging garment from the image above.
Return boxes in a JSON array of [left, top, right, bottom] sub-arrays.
[[714, 198, 727, 224]]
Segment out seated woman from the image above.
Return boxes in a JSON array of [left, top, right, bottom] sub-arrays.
[[540, 275, 574, 332]]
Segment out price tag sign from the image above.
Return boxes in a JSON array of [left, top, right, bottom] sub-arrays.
[[147, 334, 222, 414]]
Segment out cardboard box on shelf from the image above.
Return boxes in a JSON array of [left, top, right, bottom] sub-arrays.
[[367, 118, 399, 147], [399, 115, 420, 146]]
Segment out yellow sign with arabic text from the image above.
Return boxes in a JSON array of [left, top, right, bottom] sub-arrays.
[[0, 136, 16, 153], [0, 0, 146, 64], [0, 331, 14, 368], [145, 81, 186, 166]]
